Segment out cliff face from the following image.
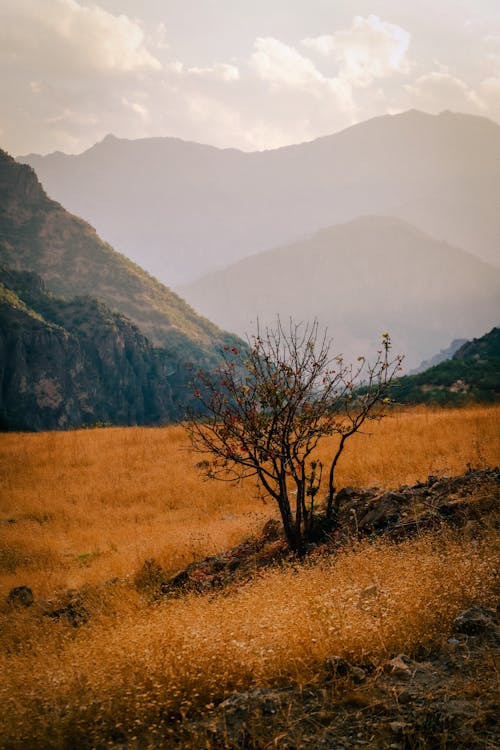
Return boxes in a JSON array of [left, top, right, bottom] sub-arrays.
[[0, 267, 177, 430]]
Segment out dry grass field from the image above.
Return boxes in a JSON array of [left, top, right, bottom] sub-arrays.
[[0, 405, 499, 748]]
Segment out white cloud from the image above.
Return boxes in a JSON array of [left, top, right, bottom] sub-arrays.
[[481, 76, 500, 97], [121, 97, 149, 120], [44, 108, 99, 128], [149, 21, 169, 51], [406, 71, 485, 113], [479, 75, 500, 120], [302, 14, 410, 87], [1, 3, 499, 157], [249, 37, 355, 118], [0, 0, 161, 76], [187, 63, 240, 82], [251, 37, 325, 88]]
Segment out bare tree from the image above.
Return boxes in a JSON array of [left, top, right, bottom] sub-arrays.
[[185, 319, 403, 554]]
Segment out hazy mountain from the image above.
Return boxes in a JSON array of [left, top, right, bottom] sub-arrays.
[[0, 148, 239, 375], [19, 110, 500, 285], [0, 266, 176, 430], [409, 338, 468, 375], [179, 216, 500, 369], [393, 327, 500, 405]]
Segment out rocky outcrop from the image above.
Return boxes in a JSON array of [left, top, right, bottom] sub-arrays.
[[0, 266, 176, 430], [140, 468, 499, 598]]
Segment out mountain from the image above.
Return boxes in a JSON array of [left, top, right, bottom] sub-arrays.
[[0, 266, 177, 430], [19, 110, 500, 286], [409, 338, 468, 375], [392, 327, 500, 405], [179, 216, 500, 369], [0, 148, 239, 373]]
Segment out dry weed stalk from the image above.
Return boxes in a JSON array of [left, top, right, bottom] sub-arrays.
[[0, 530, 498, 748]]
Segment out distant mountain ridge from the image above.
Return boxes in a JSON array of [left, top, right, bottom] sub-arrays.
[[0, 148, 239, 365], [19, 110, 500, 285], [410, 339, 468, 375], [392, 327, 500, 405], [179, 215, 500, 368], [0, 148, 242, 430]]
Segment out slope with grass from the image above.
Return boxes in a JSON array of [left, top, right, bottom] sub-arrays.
[[0, 148, 239, 366], [0, 406, 498, 748], [393, 326, 500, 405]]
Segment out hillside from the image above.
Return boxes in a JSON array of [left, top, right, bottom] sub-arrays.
[[1, 411, 498, 748], [409, 338, 467, 374], [393, 327, 500, 405], [0, 148, 239, 368], [19, 110, 500, 285], [0, 266, 179, 430], [180, 216, 500, 368]]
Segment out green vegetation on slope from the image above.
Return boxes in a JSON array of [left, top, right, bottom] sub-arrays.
[[0, 265, 179, 430], [391, 327, 500, 405], [0, 148, 239, 366]]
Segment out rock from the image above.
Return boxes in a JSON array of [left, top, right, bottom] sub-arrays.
[[384, 656, 412, 679], [166, 569, 190, 590], [334, 487, 360, 504], [453, 606, 497, 635], [134, 557, 167, 597], [323, 656, 351, 679], [0, 265, 180, 431], [7, 585, 34, 607], [389, 721, 409, 735], [438, 699, 477, 728], [358, 492, 405, 531], [350, 666, 367, 683], [261, 518, 282, 541], [219, 688, 285, 716], [397, 690, 412, 705], [44, 590, 89, 627], [359, 584, 378, 598], [447, 636, 467, 651]]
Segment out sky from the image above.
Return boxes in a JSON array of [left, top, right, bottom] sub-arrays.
[[1, 0, 499, 155]]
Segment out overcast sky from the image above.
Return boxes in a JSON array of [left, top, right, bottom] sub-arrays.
[[1, 0, 499, 155]]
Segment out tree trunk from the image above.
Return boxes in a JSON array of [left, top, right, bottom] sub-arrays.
[[326, 435, 346, 519], [277, 478, 303, 553]]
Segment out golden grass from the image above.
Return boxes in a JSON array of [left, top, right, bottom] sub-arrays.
[[0, 531, 497, 748], [0, 425, 267, 596], [0, 405, 498, 747], [0, 405, 498, 597]]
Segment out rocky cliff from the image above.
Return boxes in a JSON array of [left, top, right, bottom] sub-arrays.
[[0, 267, 177, 430]]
